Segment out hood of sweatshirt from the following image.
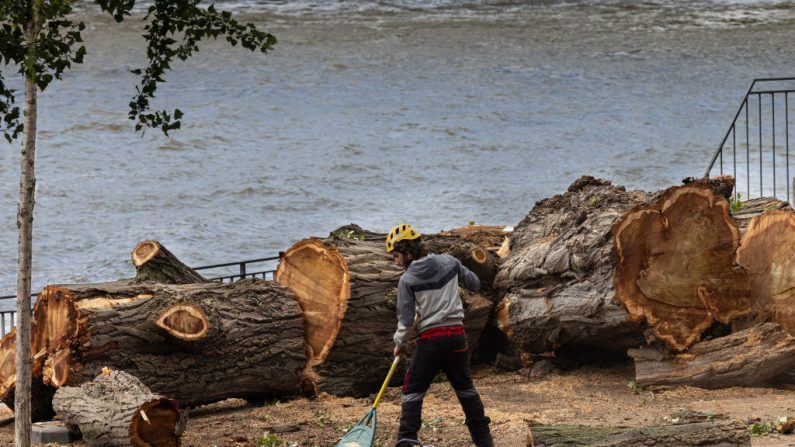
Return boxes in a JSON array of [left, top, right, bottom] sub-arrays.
[[407, 254, 439, 280]]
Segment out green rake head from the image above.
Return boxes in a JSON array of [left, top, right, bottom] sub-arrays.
[[336, 408, 376, 447]]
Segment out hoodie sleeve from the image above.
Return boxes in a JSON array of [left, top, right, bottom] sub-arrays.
[[456, 257, 481, 292], [393, 276, 416, 346]]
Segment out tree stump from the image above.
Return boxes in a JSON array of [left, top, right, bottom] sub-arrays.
[[527, 411, 749, 446], [131, 240, 207, 284], [629, 322, 795, 388], [53, 369, 184, 447], [613, 185, 751, 350], [736, 210, 795, 335], [0, 279, 305, 417], [494, 177, 653, 359], [275, 230, 495, 397]]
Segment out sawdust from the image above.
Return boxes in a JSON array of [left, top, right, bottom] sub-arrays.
[[0, 362, 793, 446]]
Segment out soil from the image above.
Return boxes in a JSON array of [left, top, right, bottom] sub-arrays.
[[0, 362, 793, 447]]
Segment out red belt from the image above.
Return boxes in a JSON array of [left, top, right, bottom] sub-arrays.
[[419, 325, 465, 340]]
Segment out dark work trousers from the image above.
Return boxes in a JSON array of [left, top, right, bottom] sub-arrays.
[[396, 326, 493, 447]]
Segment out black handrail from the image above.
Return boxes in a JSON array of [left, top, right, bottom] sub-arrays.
[[0, 255, 281, 336], [704, 77, 795, 202]]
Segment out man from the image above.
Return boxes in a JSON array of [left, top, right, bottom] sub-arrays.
[[386, 223, 494, 447]]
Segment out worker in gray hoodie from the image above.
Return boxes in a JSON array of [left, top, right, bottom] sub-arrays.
[[386, 223, 493, 447]]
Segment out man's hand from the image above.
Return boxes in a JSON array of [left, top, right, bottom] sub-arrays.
[[394, 344, 409, 359]]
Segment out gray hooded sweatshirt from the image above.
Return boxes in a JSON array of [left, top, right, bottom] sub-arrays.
[[393, 253, 481, 346]]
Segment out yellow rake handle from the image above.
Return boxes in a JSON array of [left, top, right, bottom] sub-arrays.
[[372, 357, 400, 410]]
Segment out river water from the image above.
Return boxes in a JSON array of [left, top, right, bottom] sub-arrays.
[[1, 0, 794, 295]]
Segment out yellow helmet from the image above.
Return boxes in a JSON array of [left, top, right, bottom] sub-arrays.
[[386, 223, 421, 253]]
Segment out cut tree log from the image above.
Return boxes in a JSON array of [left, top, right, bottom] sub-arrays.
[[495, 176, 752, 359], [527, 410, 749, 447], [275, 228, 496, 397], [613, 184, 751, 351], [0, 279, 305, 417], [628, 322, 795, 388], [736, 210, 795, 335], [53, 369, 184, 447], [131, 240, 207, 284], [494, 177, 653, 358]]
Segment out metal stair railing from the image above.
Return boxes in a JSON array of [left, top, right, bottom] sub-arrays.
[[0, 254, 281, 336], [705, 77, 795, 202]]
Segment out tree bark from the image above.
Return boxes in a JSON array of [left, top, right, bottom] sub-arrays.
[[613, 184, 750, 351], [131, 240, 207, 284], [527, 411, 749, 447], [494, 177, 653, 360], [628, 323, 795, 388], [736, 210, 795, 335], [0, 279, 306, 415], [275, 231, 495, 397], [52, 369, 184, 447]]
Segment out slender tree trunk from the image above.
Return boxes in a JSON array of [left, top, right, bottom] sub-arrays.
[[15, 64, 38, 447], [16, 5, 42, 443]]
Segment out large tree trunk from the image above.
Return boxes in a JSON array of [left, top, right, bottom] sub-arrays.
[[494, 177, 653, 360], [613, 184, 751, 351], [0, 279, 306, 417], [274, 228, 496, 397], [628, 322, 795, 388], [131, 240, 207, 284], [53, 369, 184, 447], [527, 411, 749, 447], [736, 210, 795, 335]]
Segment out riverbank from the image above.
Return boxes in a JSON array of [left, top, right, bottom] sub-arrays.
[[2, 362, 793, 446]]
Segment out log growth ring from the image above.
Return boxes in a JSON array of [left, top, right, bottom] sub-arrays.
[[275, 239, 350, 365]]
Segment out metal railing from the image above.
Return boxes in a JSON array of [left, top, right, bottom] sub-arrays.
[[705, 77, 795, 202], [0, 255, 280, 336]]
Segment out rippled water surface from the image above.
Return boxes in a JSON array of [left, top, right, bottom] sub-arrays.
[[1, 0, 795, 293]]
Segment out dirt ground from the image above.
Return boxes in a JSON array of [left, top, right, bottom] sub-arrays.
[[0, 362, 793, 447]]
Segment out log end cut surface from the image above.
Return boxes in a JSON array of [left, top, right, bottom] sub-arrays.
[[131, 399, 181, 447], [738, 210, 795, 335], [613, 186, 750, 350], [155, 303, 210, 341], [132, 240, 162, 267], [0, 331, 15, 398], [275, 239, 349, 367]]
